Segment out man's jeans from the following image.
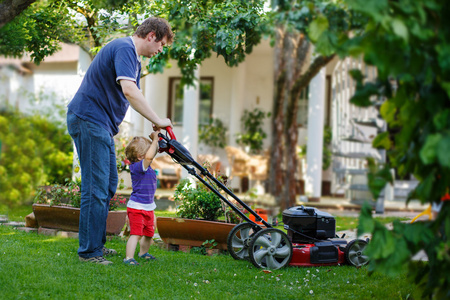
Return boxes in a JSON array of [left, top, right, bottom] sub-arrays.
[[67, 111, 118, 258]]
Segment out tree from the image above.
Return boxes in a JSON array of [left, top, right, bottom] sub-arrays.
[[267, 0, 362, 209], [329, 0, 449, 297]]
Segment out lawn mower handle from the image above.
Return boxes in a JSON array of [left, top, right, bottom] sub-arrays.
[[163, 126, 176, 140], [158, 127, 176, 153]]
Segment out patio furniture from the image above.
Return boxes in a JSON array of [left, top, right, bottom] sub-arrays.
[[152, 155, 182, 189]]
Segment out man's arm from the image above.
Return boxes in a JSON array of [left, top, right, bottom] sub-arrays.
[[120, 80, 173, 129]]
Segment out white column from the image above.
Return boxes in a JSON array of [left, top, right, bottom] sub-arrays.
[[143, 74, 164, 137], [181, 67, 200, 179], [305, 67, 326, 201], [229, 63, 246, 147]]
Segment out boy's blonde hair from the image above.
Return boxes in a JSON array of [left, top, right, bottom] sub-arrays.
[[125, 137, 152, 163]]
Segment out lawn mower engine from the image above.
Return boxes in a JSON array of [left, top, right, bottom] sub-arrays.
[[283, 206, 367, 267]]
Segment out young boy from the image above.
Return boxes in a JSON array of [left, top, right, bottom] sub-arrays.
[[123, 130, 160, 265]]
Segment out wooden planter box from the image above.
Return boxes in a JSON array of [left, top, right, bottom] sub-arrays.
[[156, 217, 236, 250], [32, 204, 126, 235]]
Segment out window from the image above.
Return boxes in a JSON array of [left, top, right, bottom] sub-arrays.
[[168, 77, 214, 125]]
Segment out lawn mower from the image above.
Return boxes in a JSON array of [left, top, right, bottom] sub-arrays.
[[158, 128, 369, 270]]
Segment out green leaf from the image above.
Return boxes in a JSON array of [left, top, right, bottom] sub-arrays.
[[357, 202, 374, 235], [372, 132, 391, 149], [420, 134, 442, 165], [365, 223, 396, 259], [437, 135, 450, 167], [308, 15, 329, 42], [391, 19, 408, 42]]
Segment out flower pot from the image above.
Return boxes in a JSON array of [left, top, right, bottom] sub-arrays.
[[32, 204, 126, 235], [156, 217, 236, 250]]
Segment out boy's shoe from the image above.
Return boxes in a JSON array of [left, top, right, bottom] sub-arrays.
[[102, 247, 117, 256], [139, 253, 156, 260], [79, 256, 113, 265], [123, 258, 139, 265]]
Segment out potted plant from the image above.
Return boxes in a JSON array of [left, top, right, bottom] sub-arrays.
[[157, 178, 243, 250], [198, 118, 228, 154], [32, 178, 127, 235], [235, 108, 271, 154]]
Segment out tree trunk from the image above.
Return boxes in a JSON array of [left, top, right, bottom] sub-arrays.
[[269, 25, 287, 204], [283, 34, 309, 209], [0, 0, 36, 28], [269, 25, 336, 209]]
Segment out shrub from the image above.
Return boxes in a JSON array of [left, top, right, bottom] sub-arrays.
[[174, 179, 224, 221], [0, 108, 72, 207]]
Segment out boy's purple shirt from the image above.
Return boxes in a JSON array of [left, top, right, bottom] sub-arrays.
[[129, 160, 157, 205]]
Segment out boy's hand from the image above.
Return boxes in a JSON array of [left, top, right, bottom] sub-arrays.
[[149, 130, 160, 141]]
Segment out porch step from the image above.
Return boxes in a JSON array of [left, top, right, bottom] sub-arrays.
[[333, 151, 381, 161], [352, 118, 384, 129], [341, 136, 372, 144], [392, 180, 419, 200], [349, 184, 369, 191], [333, 168, 368, 175]]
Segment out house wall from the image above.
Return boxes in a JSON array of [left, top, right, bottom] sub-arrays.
[[0, 44, 81, 122]]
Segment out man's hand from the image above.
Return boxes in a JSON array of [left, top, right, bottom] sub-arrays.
[[153, 118, 173, 129]]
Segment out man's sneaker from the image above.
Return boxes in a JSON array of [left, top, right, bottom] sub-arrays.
[[102, 247, 117, 256], [79, 256, 113, 265]]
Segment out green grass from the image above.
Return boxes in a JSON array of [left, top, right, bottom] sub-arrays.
[[0, 224, 417, 299]]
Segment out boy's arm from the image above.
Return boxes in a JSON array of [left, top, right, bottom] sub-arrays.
[[143, 131, 160, 170]]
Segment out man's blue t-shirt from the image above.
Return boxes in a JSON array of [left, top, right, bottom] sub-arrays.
[[68, 37, 141, 136]]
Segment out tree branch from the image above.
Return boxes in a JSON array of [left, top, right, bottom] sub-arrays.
[[293, 54, 336, 93]]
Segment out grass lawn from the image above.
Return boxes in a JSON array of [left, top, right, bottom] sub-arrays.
[[0, 206, 417, 299]]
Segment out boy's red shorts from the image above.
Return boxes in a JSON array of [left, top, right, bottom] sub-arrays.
[[127, 207, 155, 237]]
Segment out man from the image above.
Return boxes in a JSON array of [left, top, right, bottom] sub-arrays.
[[67, 17, 174, 265]]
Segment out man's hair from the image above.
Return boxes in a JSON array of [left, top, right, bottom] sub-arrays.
[[134, 17, 174, 45], [125, 137, 152, 163]]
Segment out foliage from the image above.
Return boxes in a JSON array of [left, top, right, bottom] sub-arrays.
[[174, 179, 224, 221], [235, 108, 271, 154], [34, 178, 126, 211], [327, 0, 450, 297], [0, 0, 139, 63], [0, 1, 72, 63], [34, 178, 81, 208], [0, 108, 73, 208], [198, 118, 228, 150], [145, 0, 267, 84]]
